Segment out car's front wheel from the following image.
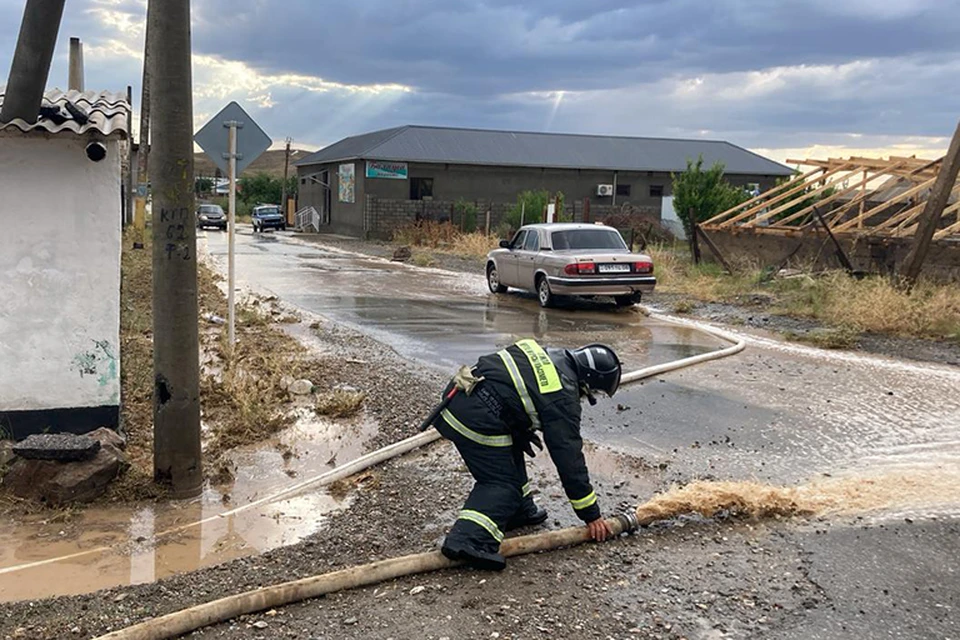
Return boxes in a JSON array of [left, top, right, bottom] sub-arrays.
[[537, 276, 555, 308], [487, 263, 508, 294]]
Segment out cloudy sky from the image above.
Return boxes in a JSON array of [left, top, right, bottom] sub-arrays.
[[1, 0, 958, 161]]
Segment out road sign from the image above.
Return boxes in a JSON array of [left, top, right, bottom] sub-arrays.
[[194, 101, 271, 175]]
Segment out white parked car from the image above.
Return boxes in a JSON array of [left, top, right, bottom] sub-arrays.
[[486, 223, 656, 308]]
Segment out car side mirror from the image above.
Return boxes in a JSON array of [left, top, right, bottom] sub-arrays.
[[499, 240, 511, 249]]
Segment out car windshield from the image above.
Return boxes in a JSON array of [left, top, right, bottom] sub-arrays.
[[257, 207, 281, 215], [199, 205, 223, 214], [551, 229, 627, 251]]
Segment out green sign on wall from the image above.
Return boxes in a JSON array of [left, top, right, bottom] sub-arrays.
[[366, 161, 408, 180]]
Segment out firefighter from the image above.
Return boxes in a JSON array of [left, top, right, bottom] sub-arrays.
[[430, 340, 622, 571]]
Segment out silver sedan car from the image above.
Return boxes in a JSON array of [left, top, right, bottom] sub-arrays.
[[486, 223, 656, 308]]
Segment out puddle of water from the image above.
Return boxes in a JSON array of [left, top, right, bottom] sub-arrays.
[[0, 413, 376, 602]]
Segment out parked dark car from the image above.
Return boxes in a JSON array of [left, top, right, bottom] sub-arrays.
[[252, 205, 286, 232], [196, 204, 226, 230], [486, 223, 656, 308]]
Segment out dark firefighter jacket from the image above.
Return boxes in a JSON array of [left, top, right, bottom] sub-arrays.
[[445, 339, 601, 523]]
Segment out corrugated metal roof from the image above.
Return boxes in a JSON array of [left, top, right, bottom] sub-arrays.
[[0, 88, 129, 138], [297, 125, 792, 176]]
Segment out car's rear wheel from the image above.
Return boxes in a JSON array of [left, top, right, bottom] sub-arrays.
[[487, 263, 508, 294], [615, 294, 641, 308], [537, 275, 555, 308]]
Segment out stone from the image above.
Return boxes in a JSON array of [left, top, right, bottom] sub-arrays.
[[13, 433, 100, 462], [4, 446, 128, 506], [251, 621, 269, 629], [88, 427, 127, 451], [288, 379, 314, 396], [392, 246, 412, 262]]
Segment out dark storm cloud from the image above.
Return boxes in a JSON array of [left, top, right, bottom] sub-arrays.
[[1, 0, 958, 151], [187, 0, 960, 95]]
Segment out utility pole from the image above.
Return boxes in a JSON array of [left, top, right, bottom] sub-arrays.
[[125, 85, 134, 226], [1, 0, 66, 124], [148, 0, 202, 498], [134, 10, 153, 234], [68, 37, 84, 92], [280, 136, 293, 222], [901, 119, 960, 287]]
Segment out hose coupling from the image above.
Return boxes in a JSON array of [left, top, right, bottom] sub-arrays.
[[614, 511, 641, 534]]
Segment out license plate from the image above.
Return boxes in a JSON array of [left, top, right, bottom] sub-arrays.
[[598, 263, 630, 273]]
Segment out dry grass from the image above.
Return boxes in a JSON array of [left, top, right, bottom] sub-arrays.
[[648, 244, 960, 342], [775, 272, 960, 340], [315, 389, 367, 419], [393, 222, 499, 260], [443, 232, 501, 259]]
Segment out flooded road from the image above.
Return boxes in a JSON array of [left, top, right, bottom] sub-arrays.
[[1, 229, 957, 604]]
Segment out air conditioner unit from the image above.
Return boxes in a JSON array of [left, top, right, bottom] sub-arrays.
[[596, 184, 614, 197]]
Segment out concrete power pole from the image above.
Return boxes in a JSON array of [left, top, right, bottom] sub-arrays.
[[281, 137, 293, 221], [901, 119, 960, 287], [0, 0, 66, 124], [68, 37, 84, 91], [148, 0, 202, 497], [134, 9, 153, 231]]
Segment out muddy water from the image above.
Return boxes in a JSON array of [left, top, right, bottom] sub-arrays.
[[0, 413, 376, 602], [203, 231, 722, 372]]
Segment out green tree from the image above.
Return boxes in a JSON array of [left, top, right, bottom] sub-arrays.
[[194, 176, 213, 195], [506, 190, 551, 231], [672, 156, 749, 237], [454, 198, 478, 232], [238, 173, 297, 205]]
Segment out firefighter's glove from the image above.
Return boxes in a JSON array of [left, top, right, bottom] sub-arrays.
[[518, 430, 544, 458]]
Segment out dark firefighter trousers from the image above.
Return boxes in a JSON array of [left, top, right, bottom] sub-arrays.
[[436, 413, 536, 555]]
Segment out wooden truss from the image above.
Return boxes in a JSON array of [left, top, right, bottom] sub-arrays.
[[702, 155, 960, 242]]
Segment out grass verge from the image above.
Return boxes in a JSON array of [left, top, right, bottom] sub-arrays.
[[647, 245, 960, 343]]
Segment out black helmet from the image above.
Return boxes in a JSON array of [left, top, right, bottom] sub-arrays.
[[570, 344, 622, 397]]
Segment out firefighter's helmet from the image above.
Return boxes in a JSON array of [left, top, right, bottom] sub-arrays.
[[570, 344, 622, 397]]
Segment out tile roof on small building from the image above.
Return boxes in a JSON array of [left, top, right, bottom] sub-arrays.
[[0, 88, 129, 138], [297, 125, 792, 176]]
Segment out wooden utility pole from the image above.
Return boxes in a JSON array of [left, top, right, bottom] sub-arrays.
[[280, 136, 292, 221], [1, 0, 66, 123], [901, 120, 960, 286], [136, 12, 153, 189], [148, 0, 202, 497]]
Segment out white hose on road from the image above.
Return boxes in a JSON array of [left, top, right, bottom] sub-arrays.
[[0, 312, 745, 580]]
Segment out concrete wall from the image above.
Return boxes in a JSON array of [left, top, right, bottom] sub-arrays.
[[0, 136, 122, 436], [704, 229, 960, 280]]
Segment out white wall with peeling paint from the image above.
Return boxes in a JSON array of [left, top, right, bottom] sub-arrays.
[[0, 135, 121, 411]]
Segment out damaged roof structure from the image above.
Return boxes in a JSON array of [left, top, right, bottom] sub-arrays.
[[703, 155, 960, 242]]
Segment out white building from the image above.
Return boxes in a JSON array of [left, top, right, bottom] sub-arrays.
[[0, 88, 129, 439]]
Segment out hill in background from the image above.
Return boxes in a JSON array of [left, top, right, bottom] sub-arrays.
[[194, 148, 315, 178]]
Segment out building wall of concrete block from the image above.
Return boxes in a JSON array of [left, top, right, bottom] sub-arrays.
[[299, 159, 782, 238]]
